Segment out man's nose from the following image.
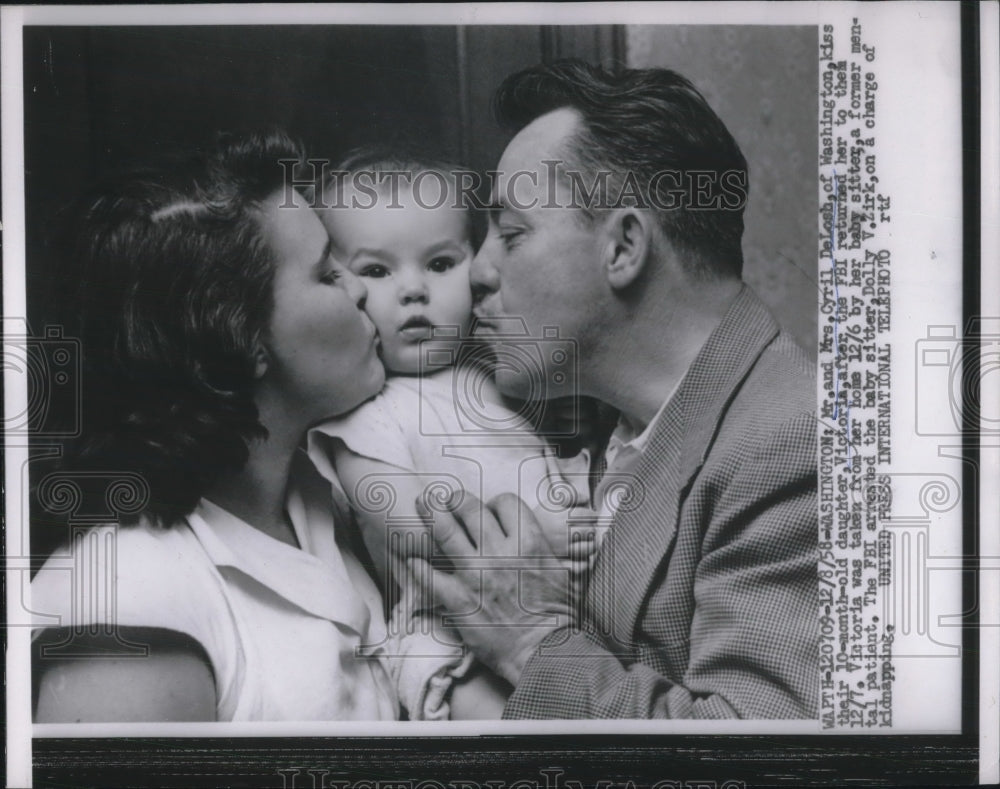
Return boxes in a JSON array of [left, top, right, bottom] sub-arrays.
[[471, 245, 500, 304]]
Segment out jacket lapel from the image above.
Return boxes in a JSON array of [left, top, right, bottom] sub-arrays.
[[587, 286, 781, 646]]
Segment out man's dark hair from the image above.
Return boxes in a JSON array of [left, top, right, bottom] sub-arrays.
[[494, 60, 748, 278], [63, 130, 305, 526]]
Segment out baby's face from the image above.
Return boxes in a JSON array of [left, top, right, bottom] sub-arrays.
[[319, 183, 473, 375]]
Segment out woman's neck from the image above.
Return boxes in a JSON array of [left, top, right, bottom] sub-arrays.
[[205, 403, 304, 549]]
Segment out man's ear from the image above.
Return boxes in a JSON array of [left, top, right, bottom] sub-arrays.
[[602, 209, 654, 291]]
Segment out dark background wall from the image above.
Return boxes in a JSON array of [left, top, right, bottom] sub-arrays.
[[22, 25, 816, 559], [24, 25, 815, 351], [23, 25, 622, 343]]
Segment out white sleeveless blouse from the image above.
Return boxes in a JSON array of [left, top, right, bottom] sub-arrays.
[[31, 452, 399, 721]]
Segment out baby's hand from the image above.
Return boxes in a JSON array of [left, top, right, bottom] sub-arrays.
[[568, 526, 599, 577], [532, 504, 599, 608]]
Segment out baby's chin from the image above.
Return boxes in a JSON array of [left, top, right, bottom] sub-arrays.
[[384, 339, 464, 376], [383, 354, 452, 377]]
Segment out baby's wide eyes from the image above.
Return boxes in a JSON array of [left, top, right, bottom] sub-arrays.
[[354, 257, 463, 278], [357, 264, 389, 278], [427, 256, 458, 273]]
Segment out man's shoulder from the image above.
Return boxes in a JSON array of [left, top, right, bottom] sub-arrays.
[[705, 329, 816, 471], [743, 330, 815, 416]]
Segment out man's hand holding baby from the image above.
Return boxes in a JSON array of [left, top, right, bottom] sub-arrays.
[[406, 491, 595, 686]]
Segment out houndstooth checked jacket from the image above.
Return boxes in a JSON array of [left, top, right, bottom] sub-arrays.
[[504, 286, 819, 719]]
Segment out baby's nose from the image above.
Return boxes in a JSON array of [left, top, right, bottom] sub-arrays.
[[399, 274, 429, 304]]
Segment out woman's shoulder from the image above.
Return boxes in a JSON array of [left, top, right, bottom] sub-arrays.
[[31, 519, 225, 722], [31, 517, 225, 636], [34, 517, 201, 574], [39, 517, 206, 569]]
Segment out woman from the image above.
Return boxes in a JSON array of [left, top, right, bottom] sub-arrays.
[[31, 131, 397, 721]]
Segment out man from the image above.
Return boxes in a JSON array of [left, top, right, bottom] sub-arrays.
[[410, 61, 817, 719]]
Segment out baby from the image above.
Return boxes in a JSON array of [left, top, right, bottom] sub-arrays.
[[308, 151, 597, 719]]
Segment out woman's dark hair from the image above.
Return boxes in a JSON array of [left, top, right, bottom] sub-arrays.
[[494, 60, 749, 278], [63, 130, 305, 526]]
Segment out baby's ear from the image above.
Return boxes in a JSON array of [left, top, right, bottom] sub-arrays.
[[602, 208, 654, 291]]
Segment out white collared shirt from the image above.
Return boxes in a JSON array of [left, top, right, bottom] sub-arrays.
[[591, 386, 678, 544], [30, 453, 399, 722]]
